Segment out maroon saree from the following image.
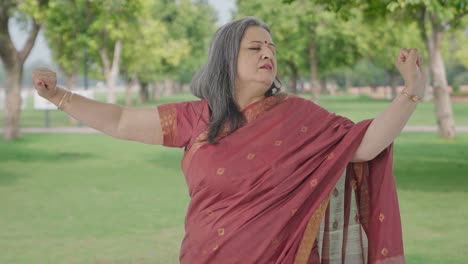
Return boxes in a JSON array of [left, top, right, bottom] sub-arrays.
[[157, 94, 404, 264]]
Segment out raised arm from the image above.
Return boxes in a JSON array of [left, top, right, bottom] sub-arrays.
[[32, 68, 163, 145], [351, 48, 426, 162]]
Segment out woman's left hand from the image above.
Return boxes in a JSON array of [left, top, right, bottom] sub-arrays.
[[395, 48, 426, 97]]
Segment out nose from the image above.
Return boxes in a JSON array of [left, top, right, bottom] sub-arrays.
[[261, 47, 274, 60]]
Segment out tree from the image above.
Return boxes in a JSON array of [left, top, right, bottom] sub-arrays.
[[91, 0, 142, 104], [46, 0, 143, 104], [0, 0, 49, 140], [44, 0, 91, 90], [236, 0, 308, 94], [236, 0, 367, 102], [386, 0, 467, 138], [153, 0, 217, 96], [452, 23, 468, 69], [166, 0, 217, 84], [364, 19, 424, 99], [289, 0, 467, 138], [119, 0, 190, 104]]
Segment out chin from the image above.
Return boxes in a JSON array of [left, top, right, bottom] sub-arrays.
[[262, 80, 274, 88]]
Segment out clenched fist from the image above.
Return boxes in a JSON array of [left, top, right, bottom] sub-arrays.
[[395, 48, 426, 97], [32, 68, 58, 100]]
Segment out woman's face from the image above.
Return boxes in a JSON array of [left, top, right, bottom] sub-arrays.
[[236, 26, 277, 91]]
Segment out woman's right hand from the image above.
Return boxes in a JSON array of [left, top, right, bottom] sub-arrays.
[[32, 68, 58, 100]]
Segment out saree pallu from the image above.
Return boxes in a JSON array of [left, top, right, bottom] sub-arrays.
[[157, 94, 404, 264]]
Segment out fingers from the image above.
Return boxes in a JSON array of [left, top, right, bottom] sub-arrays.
[[32, 68, 57, 91], [397, 48, 422, 67], [33, 78, 48, 91], [35, 80, 44, 88], [399, 48, 410, 62], [408, 48, 418, 64], [416, 54, 423, 68]]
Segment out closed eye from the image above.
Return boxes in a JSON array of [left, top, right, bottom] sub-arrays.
[[249, 48, 261, 51]]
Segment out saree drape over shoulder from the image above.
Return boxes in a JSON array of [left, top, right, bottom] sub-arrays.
[[157, 94, 405, 264]]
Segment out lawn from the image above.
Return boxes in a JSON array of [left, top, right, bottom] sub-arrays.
[[1, 92, 468, 128], [0, 132, 467, 264]]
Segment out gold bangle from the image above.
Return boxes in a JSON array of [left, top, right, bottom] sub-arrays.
[[401, 90, 421, 102], [57, 91, 69, 110]]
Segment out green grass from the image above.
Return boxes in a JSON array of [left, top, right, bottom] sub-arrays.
[[393, 134, 468, 264], [314, 94, 468, 125], [0, 134, 187, 264], [1, 92, 468, 128], [0, 133, 467, 263]]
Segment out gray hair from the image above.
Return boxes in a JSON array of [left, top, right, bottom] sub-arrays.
[[191, 16, 281, 144]]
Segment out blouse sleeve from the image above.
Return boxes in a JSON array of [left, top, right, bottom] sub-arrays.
[[157, 100, 206, 148]]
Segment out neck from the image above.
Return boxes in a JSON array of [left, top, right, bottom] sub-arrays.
[[235, 82, 269, 110], [236, 94, 265, 110]]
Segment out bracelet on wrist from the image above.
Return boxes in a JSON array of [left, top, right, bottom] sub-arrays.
[[57, 91, 68, 110], [57, 90, 74, 110], [400, 90, 421, 102]]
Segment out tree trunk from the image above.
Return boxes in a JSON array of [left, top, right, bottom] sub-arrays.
[[4, 66, 22, 139], [286, 61, 298, 94], [426, 16, 456, 138], [320, 79, 327, 95], [417, 9, 456, 139], [174, 81, 182, 94], [298, 79, 304, 93], [288, 77, 297, 95], [152, 82, 161, 101], [309, 41, 320, 103], [0, 14, 40, 140], [139, 82, 149, 104], [344, 69, 351, 91], [124, 84, 133, 106], [124, 72, 138, 106], [99, 39, 122, 104], [164, 79, 174, 96]]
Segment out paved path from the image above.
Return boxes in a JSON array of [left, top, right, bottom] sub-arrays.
[[1, 126, 468, 134]]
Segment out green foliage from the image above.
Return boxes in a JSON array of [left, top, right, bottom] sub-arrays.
[[236, 0, 368, 83], [119, 0, 216, 84], [364, 19, 424, 72], [120, 0, 188, 83], [43, 0, 143, 80], [170, 0, 218, 83], [44, 1, 86, 76], [452, 21, 468, 68], [16, 0, 50, 24], [386, 0, 467, 26]]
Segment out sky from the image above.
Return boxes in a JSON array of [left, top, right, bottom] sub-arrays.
[[9, 0, 235, 67]]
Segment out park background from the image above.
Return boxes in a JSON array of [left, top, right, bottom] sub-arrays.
[[1, 0, 467, 263]]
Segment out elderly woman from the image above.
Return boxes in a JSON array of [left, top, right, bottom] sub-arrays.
[[33, 17, 424, 264]]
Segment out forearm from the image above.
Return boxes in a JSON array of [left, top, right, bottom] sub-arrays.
[[50, 87, 123, 137], [352, 93, 418, 162]]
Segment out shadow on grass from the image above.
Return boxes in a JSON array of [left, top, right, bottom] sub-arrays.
[[1, 135, 94, 161], [0, 137, 95, 185], [0, 147, 94, 163]]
